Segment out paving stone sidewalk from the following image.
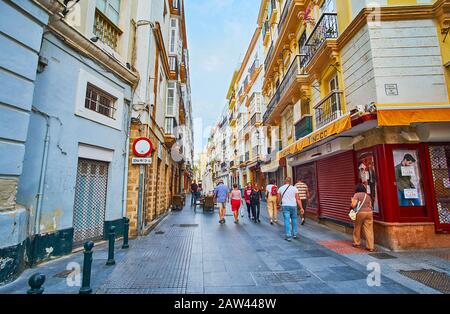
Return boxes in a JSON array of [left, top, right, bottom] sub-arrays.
[[1, 197, 449, 294]]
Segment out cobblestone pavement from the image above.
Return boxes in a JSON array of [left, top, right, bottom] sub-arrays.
[[1, 196, 450, 294]]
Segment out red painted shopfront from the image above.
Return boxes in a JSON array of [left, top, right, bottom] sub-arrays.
[[293, 143, 450, 250]]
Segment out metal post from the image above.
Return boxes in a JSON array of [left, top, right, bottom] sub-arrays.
[[122, 217, 130, 249], [137, 164, 144, 236], [27, 273, 45, 294], [79, 241, 94, 294], [106, 226, 116, 266]]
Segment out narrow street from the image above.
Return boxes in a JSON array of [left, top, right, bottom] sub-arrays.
[[1, 196, 449, 294]]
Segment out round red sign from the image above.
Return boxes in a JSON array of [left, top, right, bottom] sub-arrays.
[[132, 137, 153, 157]]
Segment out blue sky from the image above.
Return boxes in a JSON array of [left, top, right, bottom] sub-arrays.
[[184, 0, 261, 157]]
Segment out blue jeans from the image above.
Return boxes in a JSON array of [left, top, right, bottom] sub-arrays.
[[397, 191, 421, 206], [282, 206, 298, 238]]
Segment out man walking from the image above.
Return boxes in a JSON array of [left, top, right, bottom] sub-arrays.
[[214, 179, 230, 224], [265, 179, 279, 224], [278, 177, 299, 242], [191, 180, 198, 206], [295, 178, 309, 225]]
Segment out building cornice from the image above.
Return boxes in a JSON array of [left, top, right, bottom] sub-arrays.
[[153, 22, 170, 78]]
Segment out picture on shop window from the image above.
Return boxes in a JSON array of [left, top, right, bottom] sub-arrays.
[[393, 149, 425, 207], [357, 152, 379, 213]]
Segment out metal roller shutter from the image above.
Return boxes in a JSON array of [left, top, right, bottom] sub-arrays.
[[317, 150, 356, 222]]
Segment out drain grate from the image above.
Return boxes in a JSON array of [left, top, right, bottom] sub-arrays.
[[252, 270, 312, 285], [399, 269, 450, 294], [369, 253, 397, 260], [176, 224, 199, 228], [155, 231, 165, 235]]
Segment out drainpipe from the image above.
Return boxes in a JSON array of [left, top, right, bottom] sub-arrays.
[[32, 107, 51, 236]]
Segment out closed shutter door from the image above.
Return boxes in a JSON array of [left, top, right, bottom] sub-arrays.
[[317, 150, 355, 222]]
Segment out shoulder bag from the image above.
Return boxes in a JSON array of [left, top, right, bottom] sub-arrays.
[[349, 193, 367, 221]]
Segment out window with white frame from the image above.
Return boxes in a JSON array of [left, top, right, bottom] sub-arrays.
[[96, 0, 121, 24], [320, 0, 336, 14], [167, 82, 176, 116], [85, 83, 117, 118], [170, 29, 176, 53]]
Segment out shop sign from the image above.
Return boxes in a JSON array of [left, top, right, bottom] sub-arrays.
[[404, 188, 419, 199], [401, 166, 415, 177]]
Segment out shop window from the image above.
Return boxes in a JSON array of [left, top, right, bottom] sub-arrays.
[[393, 149, 426, 207], [294, 163, 317, 210], [356, 151, 379, 213]]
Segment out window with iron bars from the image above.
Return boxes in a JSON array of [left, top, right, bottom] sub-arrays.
[[85, 83, 116, 118]]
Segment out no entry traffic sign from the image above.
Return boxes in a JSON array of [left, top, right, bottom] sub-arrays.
[[132, 137, 154, 157]]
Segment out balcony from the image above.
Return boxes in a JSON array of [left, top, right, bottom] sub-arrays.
[[249, 58, 259, 79], [250, 113, 262, 126], [243, 75, 249, 93], [295, 114, 313, 140], [314, 91, 344, 129], [262, 20, 271, 46], [268, 0, 278, 25], [169, 56, 178, 80], [93, 9, 122, 51], [164, 117, 177, 146], [229, 111, 237, 126], [245, 151, 250, 162], [252, 146, 260, 159], [277, 0, 292, 33], [264, 42, 274, 72], [263, 55, 307, 124], [300, 13, 338, 69]]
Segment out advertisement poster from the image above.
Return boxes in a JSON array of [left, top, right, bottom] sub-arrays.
[[356, 151, 379, 213], [393, 149, 425, 207]]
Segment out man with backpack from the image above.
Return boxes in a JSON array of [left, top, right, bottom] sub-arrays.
[[278, 177, 300, 242], [265, 179, 279, 225]]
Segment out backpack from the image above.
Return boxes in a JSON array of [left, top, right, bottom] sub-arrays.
[[270, 185, 278, 196]]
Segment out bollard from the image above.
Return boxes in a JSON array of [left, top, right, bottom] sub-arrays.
[[79, 241, 94, 294], [106, 225, 116, 266], [27, 273, 45, 294], [122, 217, 130, 249]]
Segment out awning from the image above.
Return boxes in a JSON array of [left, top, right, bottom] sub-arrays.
[[378, 107, 450, 126], [261, 159, 279, 173], [278, 115, 352, 159]]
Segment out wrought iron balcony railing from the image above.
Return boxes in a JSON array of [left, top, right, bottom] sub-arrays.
[[263, 55, 303, 123], [277, 0, 292, 33], [264, 41, 274, 72], [314, 90, 343, 129], [251, 113, 261, 126], [93, 9, 122, 51], [300, 13, 338, 68], [249, 58, 259, 78], [295, 114, 313, 140]]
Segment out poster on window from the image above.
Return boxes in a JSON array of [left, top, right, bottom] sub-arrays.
[[393, 149, 425, 207], [356, 151, 379, 213]]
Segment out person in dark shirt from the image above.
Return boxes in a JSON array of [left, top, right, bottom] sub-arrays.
[[250, 184, 263, 223], [191, 181, 198, 206]]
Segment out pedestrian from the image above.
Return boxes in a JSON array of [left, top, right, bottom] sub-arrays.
[[213, 179, 230, 225], [351, 183, 375, 252], [265, 179, 279, 224], [191, 180, 198, 206], [230, 184, 243, 224], [278, 177, 299, 241], [250, 183, 262, 223], [295, 178, 309, 225], [244, 182, 253, 220]]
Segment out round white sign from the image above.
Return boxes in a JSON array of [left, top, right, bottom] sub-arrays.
[[135, 140, 151, 155]]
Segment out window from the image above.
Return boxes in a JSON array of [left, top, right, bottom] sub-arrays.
[[96, 0, 121, 25], [169, 56, 177, 72], [172, 0, 179, 9], [167, 82, 175, 116], [393, 149, 426, 207], [170, 29, 176, 53], [85, 83, 116, 118], [356, 151, 380, 213], [171, 18, 177, 28], [320, 0, 336, 14]]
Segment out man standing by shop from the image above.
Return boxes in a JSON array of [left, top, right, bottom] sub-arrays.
[[395, 154, 421, 206], [191, 180, 198, 207], [278, 177, 299, 242], [295, 178, 309, 225], [214, 179, 230, 224]]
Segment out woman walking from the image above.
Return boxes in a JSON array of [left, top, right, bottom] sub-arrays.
[[230, 184, 243, 223], [244, 182, 253, 220], [250, 183, 262, 223], [351, 183, 375, 252]]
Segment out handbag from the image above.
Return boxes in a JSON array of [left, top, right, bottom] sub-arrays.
[[349, 193, 367, 221]]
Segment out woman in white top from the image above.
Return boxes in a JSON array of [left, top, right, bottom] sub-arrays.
[[277, 177, 300, 242]]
